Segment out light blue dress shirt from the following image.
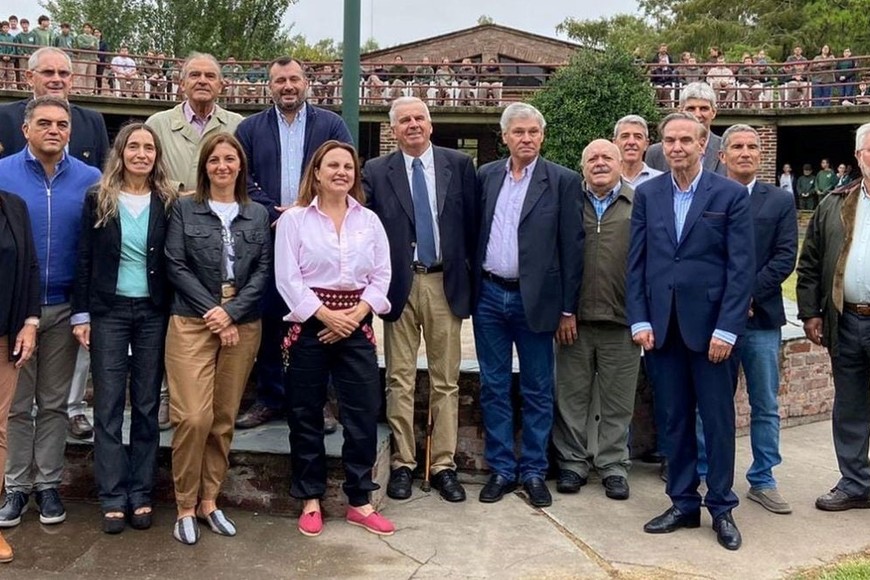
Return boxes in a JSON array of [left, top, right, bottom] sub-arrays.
[[483, 158, 538, 279], [277, 103, 307, 207], [843, 182, 870, 303]]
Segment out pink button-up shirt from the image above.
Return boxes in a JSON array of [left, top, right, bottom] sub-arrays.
[[274, 195, 392, 322]]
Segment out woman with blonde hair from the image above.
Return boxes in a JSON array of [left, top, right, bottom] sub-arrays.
[[164, 132, 270, 545], [71, 122, 176, 534], [275, 140, 393, 537]]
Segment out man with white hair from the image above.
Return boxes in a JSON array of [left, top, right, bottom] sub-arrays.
[[474, 102, 584, 508], [645, 82, 726, 175], [798, 122, 870, 512], [613, 115, 663, 187]]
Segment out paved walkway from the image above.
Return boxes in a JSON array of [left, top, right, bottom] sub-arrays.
[[2, 420, 864, 579]]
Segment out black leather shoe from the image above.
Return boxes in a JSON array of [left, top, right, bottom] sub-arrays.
[[713, 512, 742, 551], [387, 467, 413, 500], [556, 469, 587, 494], [815, 488, 870, 511], [431, 469, 466, 502], [643, 506, 701, 534], [479, 474, 517, 503], [602, 475, 630, 500], [523, 477, 552, 508]]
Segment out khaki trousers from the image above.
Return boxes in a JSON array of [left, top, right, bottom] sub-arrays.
[[0, 336, 20, 495], [384, 272, 461, 473], [165, 315, 261, 509]]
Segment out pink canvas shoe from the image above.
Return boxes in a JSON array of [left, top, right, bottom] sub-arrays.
[[298, 511, 323, 537], [346, 507, 395, 536]]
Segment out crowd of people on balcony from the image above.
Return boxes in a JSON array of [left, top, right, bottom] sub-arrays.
[[643, 43, 870, 109]]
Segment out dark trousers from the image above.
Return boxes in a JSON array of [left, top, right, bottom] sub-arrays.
[[256, 281, 287, 410], [91, 298, 166, 511], [284, 317, 380, 507], [831, 311, 870, 497], [644, 316, 740, 519]]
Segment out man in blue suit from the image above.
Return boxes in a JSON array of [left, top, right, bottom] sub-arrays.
[[627, 112, 754, 550], [474, 102, 584, 508], [718, 124, 797, 514], [234, 56, 353, 429]]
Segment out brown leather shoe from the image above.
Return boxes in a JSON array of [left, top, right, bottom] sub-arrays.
[[68, 414, 94, 439], [0, 531, 13, 563], [158, 396, 171, 431], [235, 402, 282, 429]]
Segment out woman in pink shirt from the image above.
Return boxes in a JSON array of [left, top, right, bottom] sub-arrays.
[[274, 140, 393, 538]]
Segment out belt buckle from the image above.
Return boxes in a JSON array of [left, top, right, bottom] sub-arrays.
[[411, 263, 428, 274], [221, 283, 235, 298]]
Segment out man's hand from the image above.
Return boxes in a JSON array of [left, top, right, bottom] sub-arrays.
[[556, 314, 577, 345], [73, 323, 91, 350], [271, 205, 292, 228], [203, 306, 232, 333], [708, 337, 733, 363], [803, 316, 823, 346], [632, 330, 655, 351]]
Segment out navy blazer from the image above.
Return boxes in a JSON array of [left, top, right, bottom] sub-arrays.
[[0, 99, 109, 169], [475, 157, 584, 334], [0, 191, 40, 360], [626, 170, 755, 352], [363, 146, 479, 321], [747, 180, 798, 330], [235, 104, 353, 224], [645, 132, 726, 176]]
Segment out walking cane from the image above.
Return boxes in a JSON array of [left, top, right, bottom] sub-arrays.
[[420, 402, 434, 492]]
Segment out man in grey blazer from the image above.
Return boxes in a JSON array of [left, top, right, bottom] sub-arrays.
[[645, 82, 726, 176]]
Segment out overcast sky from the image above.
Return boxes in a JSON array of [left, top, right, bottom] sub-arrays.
[[14, 0, 640, 46]]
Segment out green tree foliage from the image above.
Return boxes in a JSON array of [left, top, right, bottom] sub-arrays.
[[477, 15, 495, 25], [528, 49, 659, 171], [41, 0, 297, 58], [560, 0, 870, 62], [360, 37, 380, 54], [281, 33, 342, 62]]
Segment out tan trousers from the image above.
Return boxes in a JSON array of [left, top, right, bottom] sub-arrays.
[[384, 272, 462, 473], [165, 315, 261, 509], [0, 336, 19, 495]]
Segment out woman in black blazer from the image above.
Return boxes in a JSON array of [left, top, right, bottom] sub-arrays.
[[0, 189, 40, 563], [71, 123, 176, 534]]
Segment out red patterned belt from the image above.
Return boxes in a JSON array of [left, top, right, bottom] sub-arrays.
[[312, 287, 364, 310]]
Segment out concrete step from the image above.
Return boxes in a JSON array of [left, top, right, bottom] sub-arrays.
[[60, 410, 390, 516]]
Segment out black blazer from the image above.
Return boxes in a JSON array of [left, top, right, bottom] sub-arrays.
[[747, 180, 798, 330], [0, 99, 110, 169], [0, 191, 40, 360], [475, 157, 584, 333], [364, 146, 479, 321], [72, 188, 172, 318]]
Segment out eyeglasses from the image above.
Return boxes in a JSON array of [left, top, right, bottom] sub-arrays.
[[32, 69, 72, 79]]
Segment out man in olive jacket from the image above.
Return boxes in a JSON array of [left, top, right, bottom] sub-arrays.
[[797, 121, 870, 512]]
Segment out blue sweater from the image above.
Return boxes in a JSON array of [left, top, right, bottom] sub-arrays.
[[0, 149, 101, 305]]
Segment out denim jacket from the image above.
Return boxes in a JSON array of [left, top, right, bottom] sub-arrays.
[[165, 195, 271, 323]]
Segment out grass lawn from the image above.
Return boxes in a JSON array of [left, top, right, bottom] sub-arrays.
[[792, 551, 870, 579]]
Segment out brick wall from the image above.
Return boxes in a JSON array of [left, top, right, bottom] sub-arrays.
[[379, 122, 397, 156], [757, 125, 778, 183]]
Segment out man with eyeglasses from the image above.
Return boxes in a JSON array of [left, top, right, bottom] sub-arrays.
[[0, 46, 109, 169]]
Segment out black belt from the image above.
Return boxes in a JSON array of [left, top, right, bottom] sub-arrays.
[[483, 271, 520, 290], [411, 262, 443, 274], [844, 302, 870, 316]]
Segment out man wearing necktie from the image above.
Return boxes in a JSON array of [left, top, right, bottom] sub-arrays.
[[363, 97, 478, 503], [473, 103, 584, 508]]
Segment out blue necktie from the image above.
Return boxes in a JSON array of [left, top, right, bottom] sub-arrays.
[[412, 157, 437, 267]]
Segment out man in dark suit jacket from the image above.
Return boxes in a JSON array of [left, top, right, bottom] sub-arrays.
[[718, 124, 797, 514], [363, 96, 478, 503], [0, 47, 108, 168], [234, 56, 353, 430], [627, 112, 754, 551], [645, 82, 726, 176], [473, 102, 584, 509]]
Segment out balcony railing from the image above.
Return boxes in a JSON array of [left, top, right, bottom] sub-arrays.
[[2, 44, 869, 111]]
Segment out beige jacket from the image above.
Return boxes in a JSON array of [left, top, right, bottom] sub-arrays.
[[145, 102, 243, 190]]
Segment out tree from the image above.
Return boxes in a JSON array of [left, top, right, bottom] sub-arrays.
[[281, 33, 342, 62], [557, 14, 656, 53], [528, 49, 659, 171], [477, 14, 494, 25], [360, 37, 380, 54], [41, 0, 297, 58]]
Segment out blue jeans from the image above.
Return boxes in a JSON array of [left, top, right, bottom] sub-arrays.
[[812, 83, 832, 107], [473, 279, 555, 483], [91, 298, 167, 511], [697, 328, 782, 489]]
